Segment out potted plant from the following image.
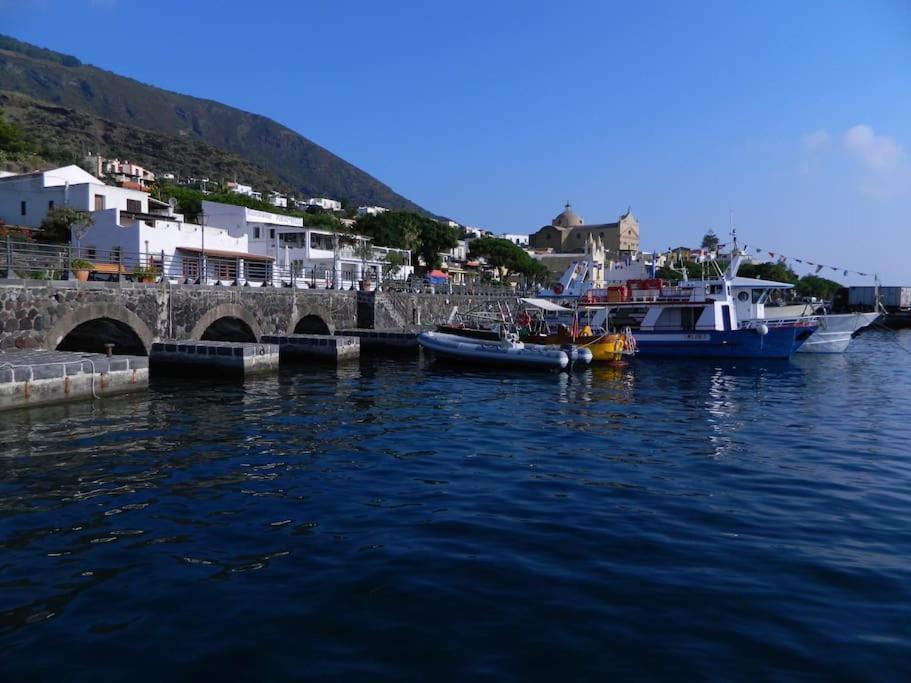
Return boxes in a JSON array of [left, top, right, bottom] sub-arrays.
[[354, 239, 375, 291], [71, 258, 93, 282], [131, 265, 158, 284]]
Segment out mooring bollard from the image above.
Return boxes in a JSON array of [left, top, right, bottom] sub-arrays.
[[104, 343, 115, 358]]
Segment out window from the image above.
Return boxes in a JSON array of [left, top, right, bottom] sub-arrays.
[[111, 247, 122, 263], [126, 199, 142, 213], [86, 247, 97, 259], [94, 194, 105, 211], [48, 200, 55, 210], [20, 201, 26, 216], [269, 228, 275, 239], [254, 227, 261, 239], [182, 255, 200, 280], [245, 260, 271, 283], [737, 291, 750, 302]]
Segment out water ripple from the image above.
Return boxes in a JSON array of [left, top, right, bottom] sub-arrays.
[[1, 330, 910, 680]]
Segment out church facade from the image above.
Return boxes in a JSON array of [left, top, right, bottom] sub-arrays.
[[528, 202, 640, 255]]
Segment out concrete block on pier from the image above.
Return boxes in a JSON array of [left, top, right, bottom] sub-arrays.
[[261, 334, 360, 362], [336, 328, 419, 352], [0, 350, 148, 412], [150, 341, 279, 377]]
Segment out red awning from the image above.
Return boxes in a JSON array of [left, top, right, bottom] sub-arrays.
[[177, 246, 274, 261], [428, 269, 448, 278]]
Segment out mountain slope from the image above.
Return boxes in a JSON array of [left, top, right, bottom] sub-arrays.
[[0, 35, 425, 212], [0, 91, 305, 196]]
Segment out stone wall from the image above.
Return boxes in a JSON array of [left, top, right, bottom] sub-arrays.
[[0, 280, 514, 352], [366, 292, 519, 329], [0, 281, 358, 353]]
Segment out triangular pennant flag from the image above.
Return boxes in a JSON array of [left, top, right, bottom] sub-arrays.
[[768, 251, 775, 258], [859, 272, 868, 277], [794, 258, 803, 263], [830, 266, 838, 271], [756, 248, 762, 253], [843, 270, 849, 277], [807, 261, 815, 266], [815, 265, 824, 274]]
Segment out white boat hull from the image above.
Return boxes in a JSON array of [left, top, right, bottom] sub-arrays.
[[794, 312, 880, 353], [418, 331, 569, 369]]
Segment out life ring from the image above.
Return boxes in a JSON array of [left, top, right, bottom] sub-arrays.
[[553, 283, 564, 295], [517, 311, 532, 327]]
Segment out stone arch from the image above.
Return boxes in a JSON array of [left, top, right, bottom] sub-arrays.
[[291, 313, 333, 335], [189, 303, 263, 342], [46, 302, 154, 355]]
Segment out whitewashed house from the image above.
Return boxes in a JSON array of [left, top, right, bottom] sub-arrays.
[[202, 200, 413, 288], [306, 197, 342, 212], [89, 157, 156, 190], [227, 182, 254, 196], [268, 192, 288, 209], [357, 205, 388, 217], [500, 233, 529, 247], [0, 165, 152, 229]]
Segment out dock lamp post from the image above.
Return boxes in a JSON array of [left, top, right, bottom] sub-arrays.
[[200, 210, 206, 285]]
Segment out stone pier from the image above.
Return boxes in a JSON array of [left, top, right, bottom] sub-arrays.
[[261, 334, 360, 362], [0, 350, 148, 411], [150, 341, 280, 377], [336, 328, 419, 352]]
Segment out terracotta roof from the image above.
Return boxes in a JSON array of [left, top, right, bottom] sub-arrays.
[[177, 246, 274, 261]]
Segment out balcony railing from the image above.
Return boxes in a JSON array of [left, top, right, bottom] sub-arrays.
[[0, 237, 527, 296]]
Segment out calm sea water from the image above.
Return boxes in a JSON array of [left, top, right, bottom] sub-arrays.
[[2, 330, 911, 681]]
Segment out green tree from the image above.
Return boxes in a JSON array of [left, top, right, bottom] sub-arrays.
[[796, 274, 843, 300], [701, 230, 719, 250], [39, 207, 93, 243], [416, 219, 459, 269], [468, 236, 547, 281], [737, 261, 799, 284], [0, 109, 32, 155], [355, 211, 457, 269]]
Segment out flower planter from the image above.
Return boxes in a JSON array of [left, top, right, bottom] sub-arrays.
[[74, 269, 90, 282]]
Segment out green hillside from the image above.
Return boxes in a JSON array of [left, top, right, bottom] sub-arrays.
[[0, 34, 426, 212]]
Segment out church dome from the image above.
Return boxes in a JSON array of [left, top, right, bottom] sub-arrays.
[[552, 202, 584, 228]]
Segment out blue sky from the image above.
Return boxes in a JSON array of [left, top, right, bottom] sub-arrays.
[[2, 0, 910, 282]]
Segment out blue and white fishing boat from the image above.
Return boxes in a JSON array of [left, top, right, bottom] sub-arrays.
[[574, 241, 818, 359]]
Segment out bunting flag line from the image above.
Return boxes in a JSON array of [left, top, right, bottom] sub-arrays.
[[735, 243, 875, 280], [661, 240, 875, 279]]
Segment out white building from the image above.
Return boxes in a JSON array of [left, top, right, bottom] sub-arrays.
[[89, 156, 156, 190], [500, 233, 529, 247], [202, 201, 413, 288], [227, 182, 254, 196], [463, 226, 492, 239], [268, 192, 288, 209], [0, 165, 153, 229], [306, 197, 342, 212], [357, 205, 388, 217]]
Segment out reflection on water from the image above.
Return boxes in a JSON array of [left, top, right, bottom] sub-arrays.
[[1, 330, 911, 681]]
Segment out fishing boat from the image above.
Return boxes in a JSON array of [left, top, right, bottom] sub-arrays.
[[573, 241, 818, 359], [439, 298, 635, 362], [759, 303, 880, 353], [418, 331, 571, 370]]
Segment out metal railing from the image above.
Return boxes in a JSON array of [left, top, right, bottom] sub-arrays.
[[0, 238, 536, 296]]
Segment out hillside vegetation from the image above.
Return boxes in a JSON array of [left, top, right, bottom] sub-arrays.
[[0, 34, 426, 212]]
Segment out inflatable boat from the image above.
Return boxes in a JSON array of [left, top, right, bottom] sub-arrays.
[[418, 331, 571, 370]]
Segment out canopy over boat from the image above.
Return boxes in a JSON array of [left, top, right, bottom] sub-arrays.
[[519, 298, 574, 312], [729, 276, 795, 289]]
